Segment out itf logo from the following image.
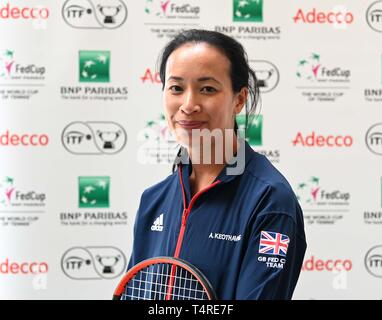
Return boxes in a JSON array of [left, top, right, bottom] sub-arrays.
[[251, 60, 280, 93], [62, 0, 127, 29], [79, 50, 110, 83], [236, 114, 263, 146], [365, 245, 382, 277], [78, 176, 110, 208], [62, 121, 127, 155], [365, 123, 382, 156], [233, 0, 263, 22], [61, 246, 126, 280], [366, 1, 382, 33]]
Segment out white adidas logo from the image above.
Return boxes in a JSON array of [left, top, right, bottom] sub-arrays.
[[151, 213, 164, 232]]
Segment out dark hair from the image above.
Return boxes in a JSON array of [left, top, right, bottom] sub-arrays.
[[157, 29, 260, 172]]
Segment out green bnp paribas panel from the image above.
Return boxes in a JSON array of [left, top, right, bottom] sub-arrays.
[[78, 176, 110, 208], [79, 51, 110, 83], [233, 0, 263, 22], [236, 114, 263, 146]]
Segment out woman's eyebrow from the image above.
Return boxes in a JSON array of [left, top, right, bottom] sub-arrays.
[[197, 77, 221, 84], [167, 76, 184, 82], [167, 76, 221, 84]]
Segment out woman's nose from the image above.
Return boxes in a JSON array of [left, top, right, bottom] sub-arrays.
[[179, 90, 201, 114]]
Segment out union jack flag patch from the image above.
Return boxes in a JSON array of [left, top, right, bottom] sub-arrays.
[[259, 231, 290, 257]]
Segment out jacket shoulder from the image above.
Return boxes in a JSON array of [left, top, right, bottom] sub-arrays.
[[140, 171, 178, 201], [245, 152, 302, 223]]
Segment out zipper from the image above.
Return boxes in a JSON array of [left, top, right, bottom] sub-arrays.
[[173, 209, 188, 258], [166, 165, 221, 300], [173, 164, 221, 258]]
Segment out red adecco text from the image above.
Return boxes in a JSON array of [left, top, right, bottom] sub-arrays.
[[0, 3, 49, 19], [292, 132, 353, 147], [302, 256, 352, 271], [141, 68, 162, 84], [293, 8, 354, 24], [0, 130, 49, 146], [0, 259, 48, 274]]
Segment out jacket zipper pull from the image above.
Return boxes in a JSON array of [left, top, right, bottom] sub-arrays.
[[181, 209, 188, 226]]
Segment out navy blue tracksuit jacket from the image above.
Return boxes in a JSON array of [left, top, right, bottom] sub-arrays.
[[128, 141, 307, 300]]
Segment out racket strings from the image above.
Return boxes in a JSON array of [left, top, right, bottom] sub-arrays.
[[121, 263, 208, 300]]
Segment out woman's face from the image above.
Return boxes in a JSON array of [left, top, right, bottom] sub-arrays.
[[163, 42, 247, 148]]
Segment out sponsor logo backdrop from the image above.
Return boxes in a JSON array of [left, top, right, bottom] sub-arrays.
[[0, 0, 381, 299]]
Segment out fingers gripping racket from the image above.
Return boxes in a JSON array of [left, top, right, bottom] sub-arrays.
[[113, 256, 217, 300]]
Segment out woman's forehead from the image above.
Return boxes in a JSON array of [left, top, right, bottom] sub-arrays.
[[166, 43, 230, 77]]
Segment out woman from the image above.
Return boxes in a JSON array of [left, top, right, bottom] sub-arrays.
[[128, 29, 306, 300]]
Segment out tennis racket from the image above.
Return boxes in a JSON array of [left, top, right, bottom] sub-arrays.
[[113, 256, 217, 300]]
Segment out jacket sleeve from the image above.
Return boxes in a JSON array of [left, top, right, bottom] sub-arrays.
[[235, 211, 307, 300], [126, 215, 138, 271], [126, 189, 149, 271]]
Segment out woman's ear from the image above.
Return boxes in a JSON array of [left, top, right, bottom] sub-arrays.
[[234, 87, 248, 114]]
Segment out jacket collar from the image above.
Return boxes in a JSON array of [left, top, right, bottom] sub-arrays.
[[177, 139, 255, 201]]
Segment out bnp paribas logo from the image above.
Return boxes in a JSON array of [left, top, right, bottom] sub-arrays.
[[233, 0, 263, 22], [79, 51, 110, 83], [236, 114, 263, 146], [78, 176, 110, 208]]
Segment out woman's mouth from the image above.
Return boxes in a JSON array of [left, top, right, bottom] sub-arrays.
[[176, 120, 207, 130]]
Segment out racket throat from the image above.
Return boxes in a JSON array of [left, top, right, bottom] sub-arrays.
[[165, 265, 178, 300], [165, 173, 221, 299]]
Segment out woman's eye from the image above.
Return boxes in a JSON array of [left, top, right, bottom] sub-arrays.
[[201, 86, 216, 93], [169, 85, 183, 93]]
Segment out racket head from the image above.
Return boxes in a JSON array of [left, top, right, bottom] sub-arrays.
[[113, 256, 217, 300]]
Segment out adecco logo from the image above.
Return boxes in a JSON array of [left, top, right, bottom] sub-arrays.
[[365, 245, 382, 277], [141, 68, 161, 84], [365, 123, 382, 155], [0, 258, 48, 274], [292, 132, 353, 147], [0, 130, 49, 147], [293, 8, 354, 25], [0, 3, 49, 20], [302, 256, 353, 272]]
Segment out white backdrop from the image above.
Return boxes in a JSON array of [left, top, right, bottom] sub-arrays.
[[0, 0, 381, 299]]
